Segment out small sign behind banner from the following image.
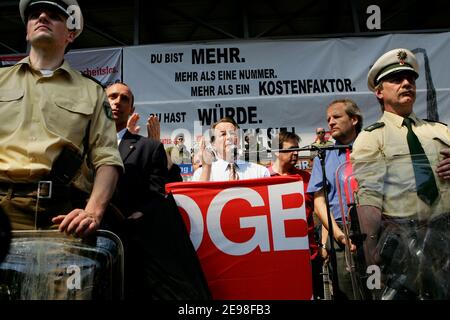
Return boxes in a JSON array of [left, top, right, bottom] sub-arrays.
[[166, 176, 312, 300], [179, 164, 194, 176]]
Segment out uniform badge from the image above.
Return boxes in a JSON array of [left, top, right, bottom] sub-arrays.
[[103, 101, 113, 120], [397, 50, 407, 65]]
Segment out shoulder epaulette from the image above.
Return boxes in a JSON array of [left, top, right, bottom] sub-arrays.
[[364, 122, 385, 132], [81, 72, 105, 88], [423, 119, 448, 126]]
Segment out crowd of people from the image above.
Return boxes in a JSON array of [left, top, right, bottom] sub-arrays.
[[0, 0, 449, 300]]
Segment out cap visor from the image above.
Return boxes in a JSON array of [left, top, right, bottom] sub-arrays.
[[376, 66, 418, 83], [26, 1, 69, 18]]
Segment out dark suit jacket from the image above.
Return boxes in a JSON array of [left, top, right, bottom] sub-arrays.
[[113, 130, 211, 299], [115, 130, 168, 217]]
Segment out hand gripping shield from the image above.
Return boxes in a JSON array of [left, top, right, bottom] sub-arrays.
[[337, 153, 450, 300], [0, 230, 124, 300]]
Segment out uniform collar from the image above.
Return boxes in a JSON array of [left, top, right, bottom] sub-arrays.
[[16, 56, 73, 78], [382, 111, 421, 128]]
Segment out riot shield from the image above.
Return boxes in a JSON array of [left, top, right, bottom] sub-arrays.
[[335, 159, 371, 300], [336, 153, 450, 300], [0, 230, 124, 300], [0, 207, 11, 264]]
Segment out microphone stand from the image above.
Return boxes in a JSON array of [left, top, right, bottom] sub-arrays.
[[315, 145, 340, 300], [270, 144, 351, 153], [275, 144, 351, 300]]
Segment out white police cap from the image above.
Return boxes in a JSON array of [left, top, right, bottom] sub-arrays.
[[367, 48, 419, 92], [19, 0, 83, 38]]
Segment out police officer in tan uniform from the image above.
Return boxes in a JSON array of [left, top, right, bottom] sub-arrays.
[[351, 48, 450, 299], [0, 0, 123, 238], [167, 133, 192, 165]]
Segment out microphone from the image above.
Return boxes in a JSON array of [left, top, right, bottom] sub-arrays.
[[312, 144, 352, 151], [229, 144, 243, 159], [230, 144, 237, 158], [270, 144, 352, 152]]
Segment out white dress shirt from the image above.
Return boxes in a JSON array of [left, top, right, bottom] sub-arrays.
[[192, 158, 270, 181], [117, 128, 127, 145]]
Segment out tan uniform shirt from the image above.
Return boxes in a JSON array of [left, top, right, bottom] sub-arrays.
[[168, 145, 191, 164], [0, 57, 123, 192], [351, 111, 450, 218], [311, 140, 334, 148]]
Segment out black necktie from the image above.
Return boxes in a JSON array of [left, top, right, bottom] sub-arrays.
[[402, 117, 439, 206]]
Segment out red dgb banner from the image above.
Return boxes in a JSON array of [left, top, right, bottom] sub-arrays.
[[166, 176, 312, 300]]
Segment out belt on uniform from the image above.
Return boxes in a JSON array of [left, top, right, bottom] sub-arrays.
[[382, 214, 449, 229], [0, 181, 70, 199], [382, 215, 429, 228]]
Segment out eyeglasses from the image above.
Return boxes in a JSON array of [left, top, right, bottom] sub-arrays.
[[317, 131, 325, 134]]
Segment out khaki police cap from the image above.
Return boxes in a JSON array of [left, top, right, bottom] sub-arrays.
[[19, 0, 83, 38], [367, 48, 419, 92]]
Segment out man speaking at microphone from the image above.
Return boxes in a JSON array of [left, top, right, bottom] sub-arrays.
[[192, 117, 269, 181], [307, 99, 363, 299]]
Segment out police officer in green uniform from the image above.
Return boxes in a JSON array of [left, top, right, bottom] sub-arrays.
[[351, 48, 450, 299], [0, 0, 123, 238]]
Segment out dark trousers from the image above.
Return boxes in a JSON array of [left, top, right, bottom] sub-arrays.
[[333, 244, 355, 300], [116, 194, 211, 300], [311, 256, 327, 299], [327, 221, 355, 300]]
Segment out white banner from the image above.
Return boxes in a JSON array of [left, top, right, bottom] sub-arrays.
[[65, 47, 122, 87], [123, 33, 450, 155], [0, 47, 122, 87]]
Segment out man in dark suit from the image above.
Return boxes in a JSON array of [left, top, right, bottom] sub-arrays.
[[107, 82, 168, 218], [106, 82, 211, 300]]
